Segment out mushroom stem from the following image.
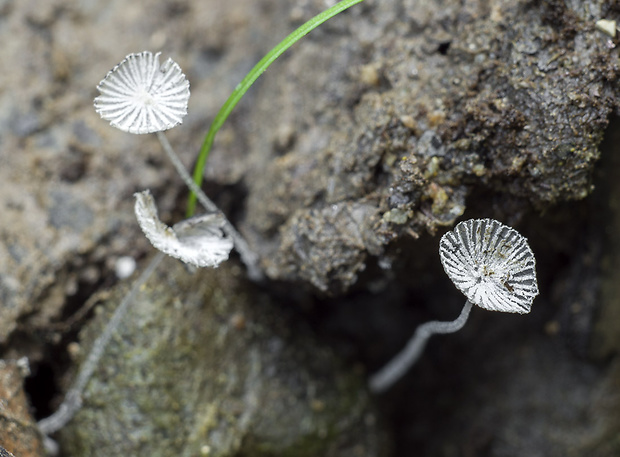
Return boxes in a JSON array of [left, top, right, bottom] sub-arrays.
[[369, 300, 473, 393], [155, 132, 263, 281], [38, 252, 165, 435]]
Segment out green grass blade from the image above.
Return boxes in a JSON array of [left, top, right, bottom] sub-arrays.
[[187, 0, 365, 216]]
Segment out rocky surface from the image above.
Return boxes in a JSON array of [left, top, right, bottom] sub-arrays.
[[241, 0, 619, 292], [0, 360, 44, 457], [58, 257, 386, 457], [0, 0, 619, 456]]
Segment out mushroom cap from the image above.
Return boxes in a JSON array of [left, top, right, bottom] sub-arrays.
[[94, 51, 190, 134], [439, 218, 538, 314], [134, 190, 233, 268]]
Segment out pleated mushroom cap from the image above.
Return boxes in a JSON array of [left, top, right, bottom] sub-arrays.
[[94, 51, 190, 134], [439, 218, 538, 314]]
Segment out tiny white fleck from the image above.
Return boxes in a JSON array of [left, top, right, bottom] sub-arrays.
[[595, 19, 617, 38], [16, 357, 30, 377], [114, 256, 137, 279]]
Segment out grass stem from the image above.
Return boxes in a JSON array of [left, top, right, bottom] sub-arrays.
[[187, 0, 365, 216]]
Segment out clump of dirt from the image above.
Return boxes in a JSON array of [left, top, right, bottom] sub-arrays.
[[239, 0, 619, 292]]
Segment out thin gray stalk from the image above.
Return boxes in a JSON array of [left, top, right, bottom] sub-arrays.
[[369, 300, 473, 393], [155, 131, 263, 281], [37, 252, 165, 435]]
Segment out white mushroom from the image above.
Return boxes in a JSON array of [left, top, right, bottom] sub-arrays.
[[94, 51, 190, 134], [134, 190, 233, 268], [369, 218, 538, 393], [93, 52, 262, 278], [439, 218, 538, 314]]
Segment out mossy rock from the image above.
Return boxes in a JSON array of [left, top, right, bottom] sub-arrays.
[[58, 257, 386, 457]]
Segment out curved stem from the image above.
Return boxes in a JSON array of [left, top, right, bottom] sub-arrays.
[[156, 132, 263, 281], [368, 300, 474, 394], [187, 0, 365, 216], [38, 253, 165, 435]]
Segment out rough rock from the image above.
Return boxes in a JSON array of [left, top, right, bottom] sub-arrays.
[[591, 117, 620, 360], [0, 0, 292, 347], [58, 257, 386, 457], [0, 359, 44, 457], [240, 0, 619, 292], [383, 323, 620, 457]]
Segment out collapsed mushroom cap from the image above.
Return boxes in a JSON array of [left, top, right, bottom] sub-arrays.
[[134, 190, 233, 268], [94, 51, 190, 134], [439, 218, 539, 314]]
